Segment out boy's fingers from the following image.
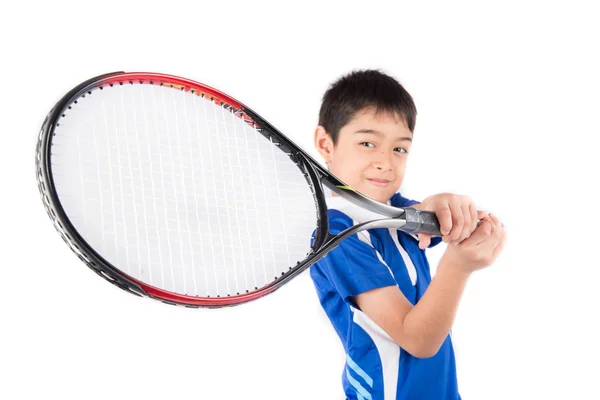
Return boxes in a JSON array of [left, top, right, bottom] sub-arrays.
[[492, 229, 507, 258], [448, 198, 464, 242], [488, 213, 504, 240], [435, 204, 453, 238], [489, 213, 501, 228], [473, 210, 490, 231], [470, 203, 478, 234], [475, 214, 501, 253], [418, 233, 431, 250], [491, 213, 506, 249], [464, 218, 493, 246], [477, 210, 489, 220], [460, 201, 472, 242]]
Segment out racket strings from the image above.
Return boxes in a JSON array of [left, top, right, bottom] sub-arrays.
[[51, 82, 318, 298]]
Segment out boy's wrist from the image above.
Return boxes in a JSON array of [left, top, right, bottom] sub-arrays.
[[437, 256, 473, 281]]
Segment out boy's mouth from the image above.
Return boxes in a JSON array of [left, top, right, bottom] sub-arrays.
[[367, 178, 391, 187]]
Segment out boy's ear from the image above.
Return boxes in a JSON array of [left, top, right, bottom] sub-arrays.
[[314, 125, 334, 165]]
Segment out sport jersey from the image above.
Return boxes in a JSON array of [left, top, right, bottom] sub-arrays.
[[310, 193, 460, 400]]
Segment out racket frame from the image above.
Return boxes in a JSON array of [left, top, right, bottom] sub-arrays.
[[36, 71, 440, 308]]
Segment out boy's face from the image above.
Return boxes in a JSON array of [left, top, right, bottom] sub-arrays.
[[314, 107, 413, 203]]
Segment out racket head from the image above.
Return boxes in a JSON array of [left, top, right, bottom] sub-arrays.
[[35, 71, 332, 307]]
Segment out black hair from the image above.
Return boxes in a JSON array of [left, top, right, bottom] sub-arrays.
[[318, 69, 417, 145]]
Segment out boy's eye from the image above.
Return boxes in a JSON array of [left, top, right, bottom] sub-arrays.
[[394, 147, 408, 153], [359, 142, 375, 148]]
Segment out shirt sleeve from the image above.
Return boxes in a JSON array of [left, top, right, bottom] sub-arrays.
[[392, 193, 420, 208], [314, 221, 398, 305]]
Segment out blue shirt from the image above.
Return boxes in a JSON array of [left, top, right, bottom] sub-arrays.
[[310, 193, 461, 400]]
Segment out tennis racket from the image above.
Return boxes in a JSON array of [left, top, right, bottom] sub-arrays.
[[35, 71, 441, 308]]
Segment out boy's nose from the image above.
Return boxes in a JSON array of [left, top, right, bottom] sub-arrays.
[[373, 153, 393, 171]]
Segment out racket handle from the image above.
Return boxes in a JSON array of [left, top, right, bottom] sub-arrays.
[[402, 208, 442, 236]]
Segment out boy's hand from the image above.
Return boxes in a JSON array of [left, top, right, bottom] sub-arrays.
[[442, 211, 506, 274], [415, 193, 479, 250]]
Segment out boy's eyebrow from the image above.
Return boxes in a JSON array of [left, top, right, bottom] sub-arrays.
[[353, 129, 413, 142]]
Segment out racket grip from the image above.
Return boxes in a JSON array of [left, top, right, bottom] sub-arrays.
[[402, 208, 442, 236]]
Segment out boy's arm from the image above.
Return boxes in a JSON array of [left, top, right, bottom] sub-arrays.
[[353, 257, 470, 358], [354, 210, 505, 359]]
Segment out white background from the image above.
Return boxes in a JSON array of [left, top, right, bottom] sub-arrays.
[[1, 1, 599, 399]]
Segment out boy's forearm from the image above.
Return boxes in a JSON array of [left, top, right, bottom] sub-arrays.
[[402, 258, 470, 357]]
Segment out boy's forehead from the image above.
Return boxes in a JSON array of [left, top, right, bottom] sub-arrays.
[[343, 107, 412, 137]]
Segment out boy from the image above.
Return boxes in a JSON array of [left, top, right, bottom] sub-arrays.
[[310, 69, 506, 399]]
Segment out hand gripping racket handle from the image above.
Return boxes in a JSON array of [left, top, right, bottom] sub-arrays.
[[402, 208, 442, 236]]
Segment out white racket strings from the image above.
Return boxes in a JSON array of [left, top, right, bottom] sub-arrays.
[[50, 83, 318, 297]]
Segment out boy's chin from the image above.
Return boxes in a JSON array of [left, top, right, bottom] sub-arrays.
[[361, 181, 400, 202]]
